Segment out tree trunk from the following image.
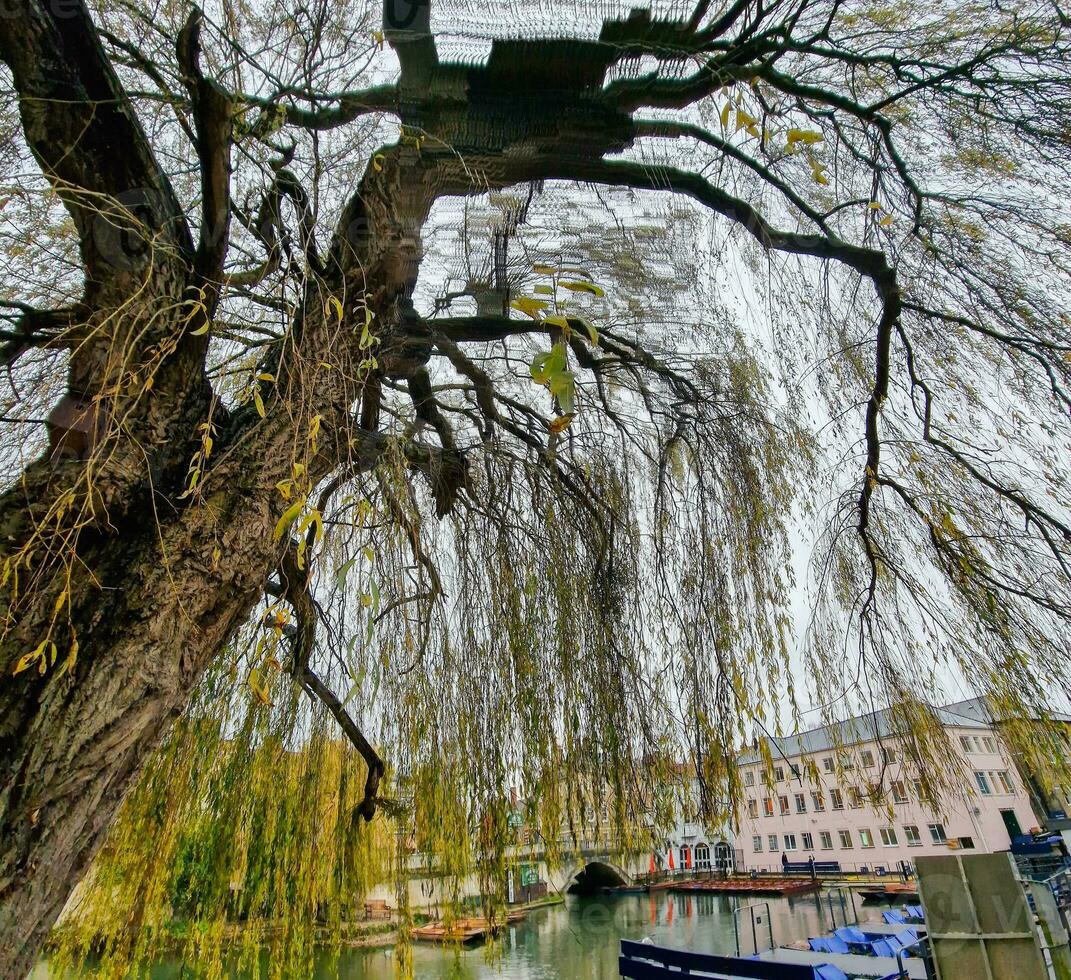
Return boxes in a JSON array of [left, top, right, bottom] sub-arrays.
[[0, 462, 283, 978]]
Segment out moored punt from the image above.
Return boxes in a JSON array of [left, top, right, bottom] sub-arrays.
[[620, 938, 915, 979], [856, 884, 919, 903], [413, 911, 526, 944]]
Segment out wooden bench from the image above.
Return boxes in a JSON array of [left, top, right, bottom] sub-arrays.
[[364, 899, 392, 920]]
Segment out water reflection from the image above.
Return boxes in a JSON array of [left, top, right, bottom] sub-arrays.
[[320, 890, 839, 979]]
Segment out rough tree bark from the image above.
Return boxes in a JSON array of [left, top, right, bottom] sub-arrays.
[[0, 3, 404, 974]]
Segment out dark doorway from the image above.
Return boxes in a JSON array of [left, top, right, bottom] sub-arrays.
[[1000, 809, 1023, 842]]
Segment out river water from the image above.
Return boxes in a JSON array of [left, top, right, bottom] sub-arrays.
[[40, 890, 878, 978], [311, 889, 844, 978]]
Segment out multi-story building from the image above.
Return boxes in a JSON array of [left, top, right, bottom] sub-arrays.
[[736, 702, 1044, 872], [941, 697, 1071, 851]]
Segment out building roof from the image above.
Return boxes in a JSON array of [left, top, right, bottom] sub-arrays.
[[939, 697, 1071, 727], [737, 701, 993, 766]]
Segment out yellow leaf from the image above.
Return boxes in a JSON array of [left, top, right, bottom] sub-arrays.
[[189, 318, 211, 336], [868, 201, 883, 210], [879, 214, 894, 227], [511, 296, 549, 318], [735, 109, 757, 133], [308, 414, 322, 443], [275, 479, 293, 500], [559, 280, 605, 297], [372, 29, 384, 48], [257, 372, 275, 382], [720, 103, 732, 129], [297, 507, 324, 545], [786, 128, 824, 146], [253, 386, 266, 418], [532, 263, 557, 275], [248, 670, 272, 706], [273, 498, 306, 542], [325, 296, 344, 323], [373, 153, 386, 172], [533, 284, 554, 295], [549, 414, 573, 434], [543, 314, 571, 332], [12, 638, 48, 676], [56, 636, 78, 679]]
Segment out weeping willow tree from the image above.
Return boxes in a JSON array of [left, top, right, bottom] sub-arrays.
[[2, 0, 1071, 974]]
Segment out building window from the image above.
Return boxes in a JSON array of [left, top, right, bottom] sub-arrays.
[[891, 780, 908, 804], [880, 827, 899, 846], [973, 736, 984, 752], [838, 830, 853, 849], [745, 770, 755, 787], [929, 823, 947, 844], [830, 789, 844, 810], [774, 766, 785, 782], [998, 771, 1015, 794], [790, 764, 801, 779], [958, 837, 975, 849], [983, 737, 995, 753], [859, 828, 875, 849], [860, 750, 875, 769], [911, 779, 925, 802], [768, 834, 779, 851], [904, 825, 922, 846], [795, 793, 807, 814], [779, 796, 790, 816], [696, 843, 711, 870], [802, 832, 814, 850], [748, 799, 759, 819], [974, 771, 992, 795], [820, 831, 834, 850], [848, 787, 863, 808], [763, 797, 774, 817], [811, 791, 825, 812], [881, 746, 897, 763], [823, 756, 835, 774], [753, 835, 763, 852], [784, 834, 797, 851], [960, 736, 973, 753]]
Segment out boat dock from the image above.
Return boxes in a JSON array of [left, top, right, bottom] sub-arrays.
[[669, 877, 821, 897]]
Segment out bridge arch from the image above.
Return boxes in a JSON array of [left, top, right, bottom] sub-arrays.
[[565, 859, 632, 895]]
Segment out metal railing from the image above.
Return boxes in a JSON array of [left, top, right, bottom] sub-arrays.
[[733, 901, 775, 957]]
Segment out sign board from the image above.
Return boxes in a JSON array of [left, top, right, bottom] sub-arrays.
[[518, 862, 539, 887]]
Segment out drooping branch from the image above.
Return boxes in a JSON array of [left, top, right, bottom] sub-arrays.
[[278, 544, 384, 822]]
